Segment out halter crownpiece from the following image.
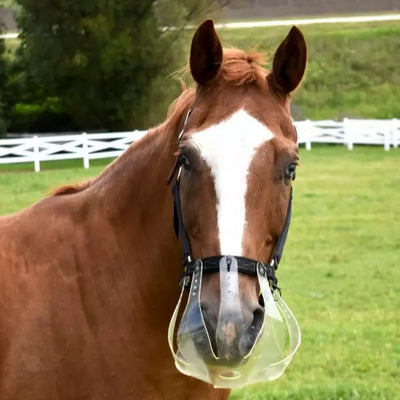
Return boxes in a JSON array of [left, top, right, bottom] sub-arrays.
[[168, 109, 300, 389]]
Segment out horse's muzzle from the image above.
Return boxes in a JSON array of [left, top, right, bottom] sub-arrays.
[[200, 256, 265, 363], [168, 256, 301, 389]]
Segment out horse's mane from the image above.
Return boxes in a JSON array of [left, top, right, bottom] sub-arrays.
[[52, 180, 93, 196], [52, 48, 267, 197]]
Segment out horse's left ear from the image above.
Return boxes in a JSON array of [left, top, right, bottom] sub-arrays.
[[269, 26, 307, 95], [190, 19, 223, 85]]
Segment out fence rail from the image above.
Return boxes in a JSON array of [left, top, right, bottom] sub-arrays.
[[0, 119, 398, 172]]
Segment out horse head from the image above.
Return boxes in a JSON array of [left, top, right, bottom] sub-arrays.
[[169, 19, 306, 388]]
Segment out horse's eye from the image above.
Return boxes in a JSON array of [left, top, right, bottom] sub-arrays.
[[179, 153, 191, 170], [285, 163, 297, 181]]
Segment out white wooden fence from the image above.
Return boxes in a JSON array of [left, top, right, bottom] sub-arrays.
[[295, 118, 399, 151], [0, 131, 146, 172], [0, 119, 398, 172]]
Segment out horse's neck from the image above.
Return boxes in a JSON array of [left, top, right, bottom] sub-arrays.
[[93, 127, 182, 329]]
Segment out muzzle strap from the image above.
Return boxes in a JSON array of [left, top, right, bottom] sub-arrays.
[[182, 256, 278, 290]]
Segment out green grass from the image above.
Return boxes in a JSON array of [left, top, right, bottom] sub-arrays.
[[0, 158, 111, 214], [231, 146, 400, 399], [216, 20, 400, 121], [0, 146, 399, 399]]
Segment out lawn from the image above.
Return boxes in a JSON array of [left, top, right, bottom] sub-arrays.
[[160, 19, 400, 124], [232, 145, 400, 399], [215, 20, 400, 121], [0, 145, 399, 399], [0, 158, 112, 215]]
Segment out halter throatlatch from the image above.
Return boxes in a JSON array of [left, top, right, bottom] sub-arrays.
[[167, 108, 301, 388]]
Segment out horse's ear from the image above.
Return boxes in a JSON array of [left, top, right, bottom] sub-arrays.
[[269, 26, 307, 95], [190, 19, 223, 85]]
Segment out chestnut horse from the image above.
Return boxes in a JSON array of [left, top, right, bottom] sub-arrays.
[[0, 20, 306, 400]]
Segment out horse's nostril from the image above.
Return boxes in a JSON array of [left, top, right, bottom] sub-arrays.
[[245, 305, 263, 337], [238, 305, 264, 356], [252, 306, 264, 331], [201, 304, 219, 356]]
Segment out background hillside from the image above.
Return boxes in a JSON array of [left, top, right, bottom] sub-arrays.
[[216, 20, 400, 120]]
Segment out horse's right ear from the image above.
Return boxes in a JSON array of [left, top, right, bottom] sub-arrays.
[[190, 19, 223, 86]]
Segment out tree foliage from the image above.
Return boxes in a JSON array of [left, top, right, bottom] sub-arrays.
[[14, 0, 226, 131], [0, 29, 9, 134]]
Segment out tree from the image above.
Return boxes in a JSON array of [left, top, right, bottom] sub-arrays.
[[14, 0, 227, 131], [0, 23, 9, 134]]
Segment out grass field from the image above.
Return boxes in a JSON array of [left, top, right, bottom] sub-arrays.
[[0, 145, 399, 399], [231, 146, 400, 399], [215, 20, 400, 121]]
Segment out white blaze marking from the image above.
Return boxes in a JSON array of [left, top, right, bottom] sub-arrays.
[[190, 109, 274, 255]]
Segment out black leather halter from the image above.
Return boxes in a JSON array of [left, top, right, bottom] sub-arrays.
[[170, 109, 293, 293]]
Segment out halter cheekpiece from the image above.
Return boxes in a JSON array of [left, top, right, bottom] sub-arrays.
[[170, 109, 293, 293]]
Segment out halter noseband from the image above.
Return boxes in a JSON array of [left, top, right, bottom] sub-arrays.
[[170, 109, 293, 293]]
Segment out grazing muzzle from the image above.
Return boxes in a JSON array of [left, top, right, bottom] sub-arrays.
[[167, 110, 301, 388], [168, 255, 300, 388]]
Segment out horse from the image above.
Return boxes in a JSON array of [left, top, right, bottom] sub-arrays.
[[0, 19, 306, 400]]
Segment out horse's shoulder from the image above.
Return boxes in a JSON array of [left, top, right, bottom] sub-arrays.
[[0, 195, 86, 254]]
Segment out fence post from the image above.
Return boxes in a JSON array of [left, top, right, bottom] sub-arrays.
[[343, 118, 353, 150], [392, 119, 399, 149], [384, 130, 390, 151], [33, 135, 40, 172], [305, 119, 312, 150], [82, 132, 89, 168]]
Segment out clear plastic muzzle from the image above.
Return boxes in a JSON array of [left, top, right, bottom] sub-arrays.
[[168, 256, 301, 389]]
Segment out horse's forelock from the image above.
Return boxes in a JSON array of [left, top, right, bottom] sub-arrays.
[[220, 48, 268, 87]]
